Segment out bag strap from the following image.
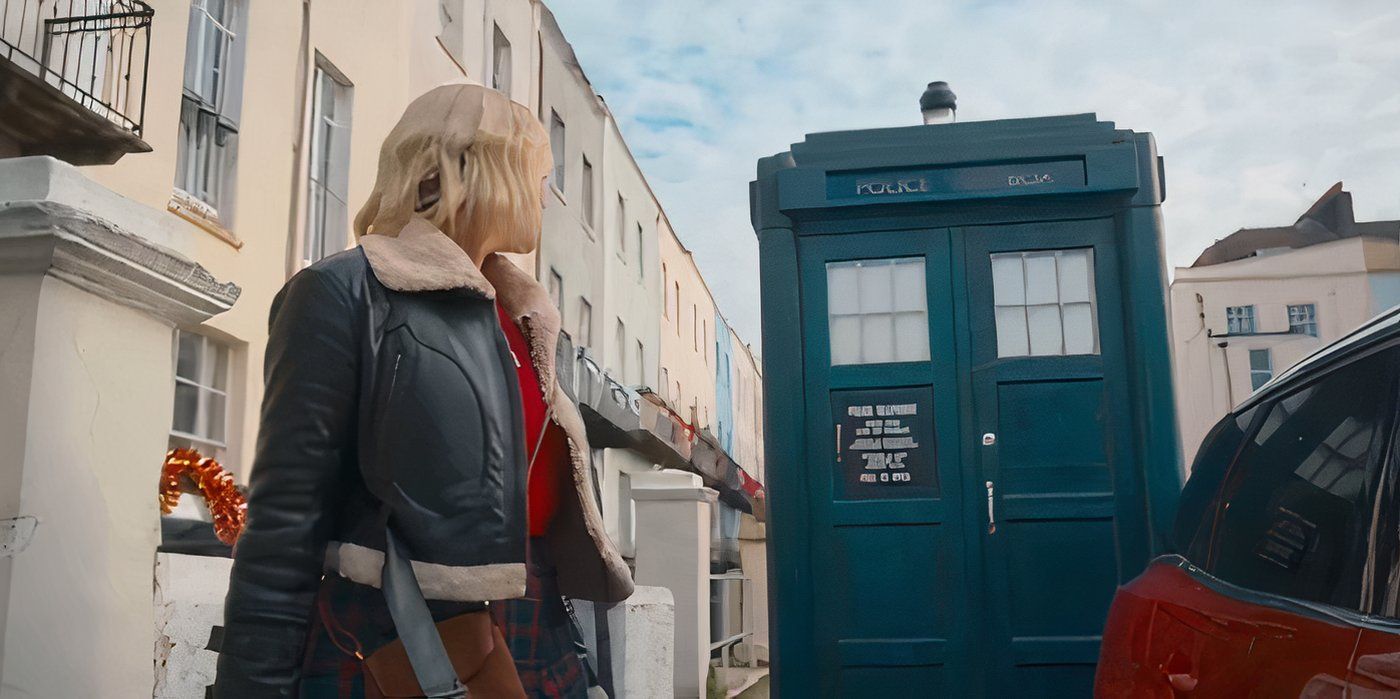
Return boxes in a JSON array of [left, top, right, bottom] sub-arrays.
[[382, 525, 468, 698]]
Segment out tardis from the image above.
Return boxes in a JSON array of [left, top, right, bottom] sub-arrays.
[[751, 108, 1182, 697]]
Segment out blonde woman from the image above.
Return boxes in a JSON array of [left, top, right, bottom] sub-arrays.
[[215, 84, 633, 698]]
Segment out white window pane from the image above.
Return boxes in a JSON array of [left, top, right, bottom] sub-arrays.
[[991, 255, 1025, 306], [1062, 303, 1096, 355], [830, 315, 862, 365], [826, 263, 860, 315], [891, 259, 927, 312], [1027, 305, 1063, 356], [173, 383, 199, 433], [861, 315, 895, 364], [1024, 254, 1058, 305], [857, 263, 894, 314], [894, 312, 930, 362], [176, 332, 200, 380], [205, 390, 226, 442], [995, 306, 1028, 357], [1057, 249, 1093, 303]]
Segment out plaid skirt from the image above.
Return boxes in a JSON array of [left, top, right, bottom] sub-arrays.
[[300, 537, 588, 699]]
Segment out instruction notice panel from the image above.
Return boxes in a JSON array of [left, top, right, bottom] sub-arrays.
[[831, 386, 938, 500]]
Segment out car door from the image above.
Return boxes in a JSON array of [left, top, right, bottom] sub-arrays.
[[1196, 342, 1399, 695]]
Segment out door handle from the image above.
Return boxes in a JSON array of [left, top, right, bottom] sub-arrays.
[[986, 480, 996, 534]]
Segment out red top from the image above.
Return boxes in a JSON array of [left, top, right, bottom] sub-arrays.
[[496, 303, 567, 537]]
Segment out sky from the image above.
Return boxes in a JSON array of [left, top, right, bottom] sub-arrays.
[[548, 0, 1400, 352]]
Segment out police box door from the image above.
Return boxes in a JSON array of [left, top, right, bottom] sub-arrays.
[[799, 228, 974, 696], [960, 218, 1148, 697]]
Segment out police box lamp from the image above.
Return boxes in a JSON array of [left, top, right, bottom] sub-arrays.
[[919, 80, 957, 124]]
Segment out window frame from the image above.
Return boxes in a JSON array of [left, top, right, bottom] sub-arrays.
[[1227, 305, 1257, 335], [1289, 303, 1318, 337], [1248, 348, 1272, 391], [303, 57, 354, 267], [616, 194, 627, 261], [175, 0, 247, 219], [581, 156, 595, 232], [577, 297, 592, 349], [490, 22, 512, 96], [170, 329, 231, 453], [549, 110, 566, 196]]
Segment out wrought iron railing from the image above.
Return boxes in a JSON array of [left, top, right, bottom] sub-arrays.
[[0, 0, 153, 136]]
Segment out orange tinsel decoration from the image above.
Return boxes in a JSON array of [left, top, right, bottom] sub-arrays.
[[160, 447, 247, 546]]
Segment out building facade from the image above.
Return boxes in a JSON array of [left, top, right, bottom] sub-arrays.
[[0, 0, 765, 696], [1171, 183, 1400, 464]]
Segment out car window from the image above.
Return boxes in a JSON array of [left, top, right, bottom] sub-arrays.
[[1173, 406, 1259, 563], [1209, 347, 1399, 611], [1366, 374, 1400, 618]]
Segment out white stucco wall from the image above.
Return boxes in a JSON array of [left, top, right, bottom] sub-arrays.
[[1, 276, 178, 697], [1170, 235, 1400, 464]]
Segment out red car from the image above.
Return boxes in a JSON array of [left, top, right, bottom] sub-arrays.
[[1096, 306, 1400, 697]]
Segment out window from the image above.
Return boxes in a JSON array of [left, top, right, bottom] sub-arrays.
[[1289, 304, 1318, 337], [661, 367, 669, 396], [491, 23, 511, 96], [1227, 305, 1256, 335], [635, 340, 645, 386], [675, 381, 682, 405], [636, 223, 644, 276], [548, 268, 563, 311], [616, 195, 627, 259], [826, 257, 930, 365], [577, 298, 592, 348], [1249, 349, 1272, 391], [663, 265, 670, 318], [703, 319, 708, 363], [581, 157, 595, 229], [549, 111, 565, 193], [615, 319, 626, 377], [693, 304, 699, 351], [991, 249, 1097, 358], [1209, 347, 1399, 611], [674, 283, 681, 334], [176, 0, 246, 217], [304, 59, 353, 266], [171, 330, 230, 458], [1174, 406, 1260, 562]]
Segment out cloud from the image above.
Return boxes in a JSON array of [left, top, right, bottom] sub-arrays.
[[549, 0, 1400, 350]]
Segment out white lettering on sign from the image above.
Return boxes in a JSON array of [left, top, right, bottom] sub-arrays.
[[1007, 173, 1055, 186], [855, 178, 930, 196], [876, 403, 917, 417], [847, 405, 873, 417]]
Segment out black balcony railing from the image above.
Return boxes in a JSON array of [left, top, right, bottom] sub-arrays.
[[0, 0, 153, 137]]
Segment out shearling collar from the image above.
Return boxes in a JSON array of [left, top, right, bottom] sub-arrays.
[[481, 253, 562, 399], [358, 220, 562, 398], [358, 217, 494, 298]]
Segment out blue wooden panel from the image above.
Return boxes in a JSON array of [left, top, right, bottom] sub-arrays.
[[1004, 518, 1119, 637], [839, 666, 945, 697]]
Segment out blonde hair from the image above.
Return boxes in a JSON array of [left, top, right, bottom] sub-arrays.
[[354, 84, 553, 255]]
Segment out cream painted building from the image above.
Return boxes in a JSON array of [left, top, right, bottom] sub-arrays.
[[1, 0, 766, 695], [660, 217, 721, 430], [1171, 183, 1400, 465]]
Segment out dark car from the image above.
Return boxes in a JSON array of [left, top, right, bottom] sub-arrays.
[[1096, 306, 1400, 697]]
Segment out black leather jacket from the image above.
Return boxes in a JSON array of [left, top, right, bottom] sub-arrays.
[[214, 247, 528, 696]]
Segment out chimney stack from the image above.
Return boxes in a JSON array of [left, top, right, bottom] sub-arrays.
[[920, 81, 956, 125]]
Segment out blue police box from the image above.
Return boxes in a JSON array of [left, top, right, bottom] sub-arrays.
[[751, 89, 1182, 697]]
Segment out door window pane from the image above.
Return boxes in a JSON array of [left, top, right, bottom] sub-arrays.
[[991, 249, 1098, 358], [1209, 348, 1399, 611], [826, 258, 929, 366]]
